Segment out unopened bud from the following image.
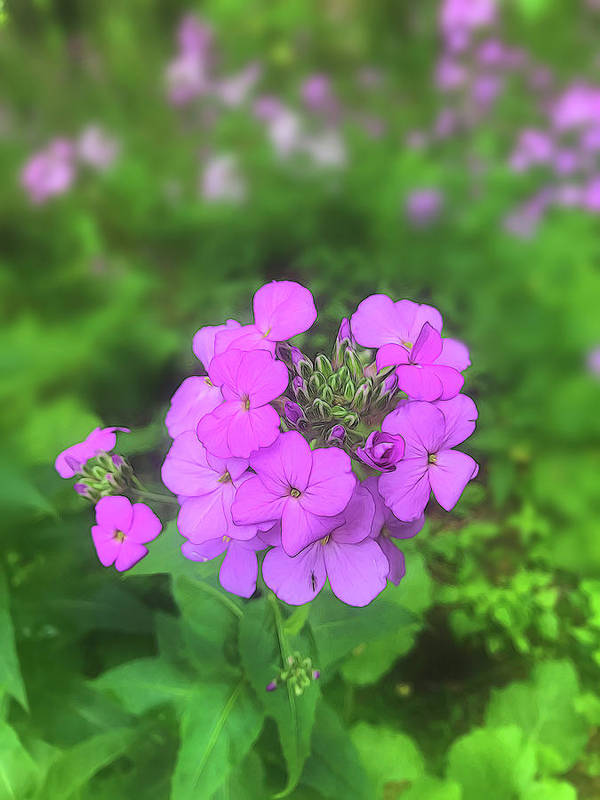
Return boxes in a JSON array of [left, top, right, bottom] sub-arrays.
[[284, 401, 305, 427], [312, 399, 331, 420], [344, 349, 364, 383], [308, 373, 326, 397], [291, 347, 313, 380], [320, 385, 334, 405], [328, 425, 345, 443], [266, 680, 278, 692], [332, 318, 353, 369], [314, 354, 333, 378], [342, 380, 356, 404], [351, 383, 371, 412]]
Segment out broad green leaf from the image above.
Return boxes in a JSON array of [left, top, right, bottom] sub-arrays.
[[447, 726, 536, 800], [300, 702, 372, 800], [126, 520, 193, 577], [20, 396, 100, 466], [485, 660, 589, 774], [341, 553, 432, 685], [210, 751, 266, 800], [309, 588, 416, 672], [520, 780, 576, 800], [37, 728, 137, 800], [93, 657, 193, 715], [0, 721, 39, 800], [351, 722, 425, 797], [171, 680, 263, 800], [172, 574, 242, 674], [239, 596, 319, 797], [0, 568, 27, 710], [0, 456, 54, 525], [514, 0, 551, 20]]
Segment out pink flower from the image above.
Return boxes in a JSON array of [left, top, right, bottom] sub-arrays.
[[21, 138, 76, 204], [165, 376, 222, 439], [92, 496, 162, 572], [376, 322, 465, 401], [379, 396, 478, 521], [161, 431, 257, 542], [55, 426, 129, 478], [201, 154, 246, 202], [231, 431, 356, 557], [364, 477, 424, 585], [351, 295, 470, 401], [300, 74, 339, 117], [177, 14, 213, 56], [262, 484, 388, 606], [508, 129, 554, 173], [440, 0, 497, 51], [215, 62, 262, 107], [214, 280, 317, 356], [405, 190, 444, 227], [182, 535, 264, 598], [196, 348, 288, 458], [77, 125, 119, 170]]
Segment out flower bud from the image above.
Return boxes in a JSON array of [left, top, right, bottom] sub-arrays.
[[351, 382, 371, 411], [343, 411, 359, 428], [312, 398, 331, 420], [308, 373, 326, 397], [266, 680, 278, 692], [314, 354, 333, 378], [320, 385, 334, 405], [344, 348, 364, 383], [357, 431, 405, 471], [76, 452, 134, 502], [332, 317, 353, 369], [328, 424, 345, 443], [284, 401, 306, 427], [291, 347, 313, 380]]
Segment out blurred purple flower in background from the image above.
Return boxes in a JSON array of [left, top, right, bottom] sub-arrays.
[[21, 138, 75, 204], [201, 154, 246, 202], [405, 189, 444, 227], [77, 125, 120, 170]]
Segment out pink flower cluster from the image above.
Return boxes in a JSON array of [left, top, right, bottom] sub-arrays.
[[21, 126, 119, 205], [162, 282, 478, 606]]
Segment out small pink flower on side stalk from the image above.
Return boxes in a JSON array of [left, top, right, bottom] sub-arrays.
[[21, 138, 76, 204], [92, 496, 162, 572], [55, 426, 129, 478]]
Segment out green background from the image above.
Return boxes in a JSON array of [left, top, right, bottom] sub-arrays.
[[2, 0, 600, 798]]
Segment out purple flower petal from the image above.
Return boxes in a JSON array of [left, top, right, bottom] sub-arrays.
[[378, 537, 406, 585], [376, 343, 410, 371], [434, 394, 479, 449], [351, 294, 404, 348], [435, 337, 471, 372], [383, 401, 446, 456], [395, 363, 445, 401], [301, 447, 355, 517], [192, 321, 242, 370], [128, 503, 162, 544], [253, 280, 317, 342], [281, 499, 335, 556], [250, 430, 312, 494], [324, 538, 389, 606], [263, 543, 326, 605], [91, 526, 121, 567], [178, 492, 229, 542], [165, 376, 222, 438], [219, 541, 259, 598], [95, 495, 133, 533], [378, 457, 431, 521], [328, 485, 375, 545], [114, 541, 149, 572], [162, 431, 235, 496], [231, 474, 287, 526], [429, 449, 478, 511], [411, 323, 443, 363], [182, 537, 228, 561]]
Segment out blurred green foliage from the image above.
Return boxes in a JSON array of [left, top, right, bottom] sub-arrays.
[[1, 0, 600, 798]]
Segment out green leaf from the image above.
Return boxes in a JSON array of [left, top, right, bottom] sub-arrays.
[[126, 520, 193, 577], [514, 0, 551, 20], [300, 701, 372, 800], [401, 776, 462, 800], [238, 597, 319, 797], [172, 574, 242, 674], [93, 657, 194, 715], [446, 725, 536, 800], [485, 660, 589, 774], [351, 722, 425, 797], [520, 780, 577, 800], [0, 568, 27, 710], [0, 720, 39, 800], [340, 553, 432, 685], [309, 588, 416, 672], [209, 751, 266, 800], [0, 455, 54, 525], [37, 728, 137, 800], [171, 681, 263, 800]]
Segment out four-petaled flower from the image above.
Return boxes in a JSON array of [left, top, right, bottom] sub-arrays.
[[379, 395, 478, 521], [262, 485, 389, 606], [232, 431, 356, 556], [92, 496, 162, 572], [196, 348, 288, 458]]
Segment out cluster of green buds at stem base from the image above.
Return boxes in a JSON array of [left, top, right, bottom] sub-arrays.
[[265, 652, 320, 696], [73, 452, 133, 503], [280, 319, 401, 452]]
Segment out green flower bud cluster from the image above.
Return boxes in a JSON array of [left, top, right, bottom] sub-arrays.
[[287, 339, 400, 448], [75, 453, 133, 503], [270, 652, 319, 696]]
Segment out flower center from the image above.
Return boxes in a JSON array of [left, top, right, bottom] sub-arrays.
[[242, 394, 251, 411], [222, 535, 231, 543], [428, 453, 437, 464], [218, 471, 231, 483], [113, 530, 126, 542], [402, 340, 413, 349], [321, 535, 330, 545], [290, 487, 301, 498]]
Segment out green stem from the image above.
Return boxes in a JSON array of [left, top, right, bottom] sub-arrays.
[[268, 590, 292, 663], [195, 579, 243, 619], [130, 487, 179, 506]]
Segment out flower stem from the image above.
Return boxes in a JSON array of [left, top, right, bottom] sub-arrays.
[[268, 590, 292, 663], [130, 487, 179, 506]]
